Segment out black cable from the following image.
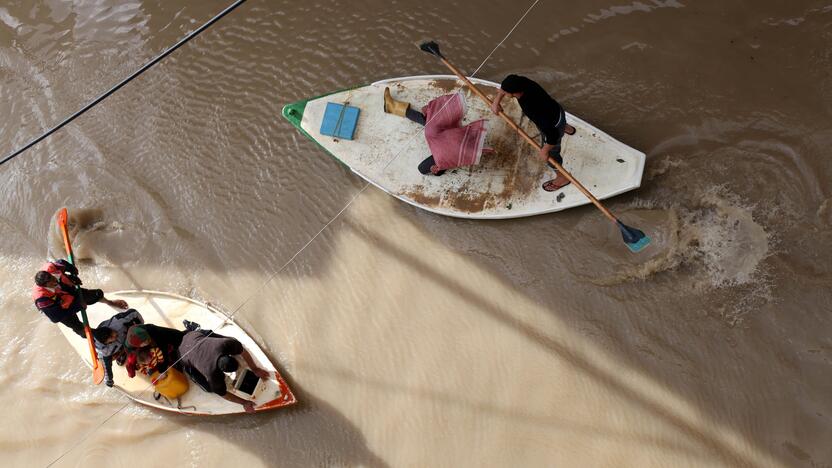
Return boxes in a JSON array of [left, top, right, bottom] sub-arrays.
[[1, 0, 248, 168]]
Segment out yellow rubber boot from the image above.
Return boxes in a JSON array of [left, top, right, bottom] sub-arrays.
[[383, 87, 410, 117]]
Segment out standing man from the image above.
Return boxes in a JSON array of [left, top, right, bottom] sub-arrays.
[[32, 259, 128, 338], [491, 74, 576, 192]]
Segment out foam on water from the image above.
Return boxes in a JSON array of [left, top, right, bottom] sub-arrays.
[[570, 185, 774, 324], [689, 188, 771, 287]]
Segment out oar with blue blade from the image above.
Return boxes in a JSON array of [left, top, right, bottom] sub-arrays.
[[419, 41, 650, 252]]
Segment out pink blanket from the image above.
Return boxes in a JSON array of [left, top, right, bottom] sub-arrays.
[[422, 93, 488, 170]]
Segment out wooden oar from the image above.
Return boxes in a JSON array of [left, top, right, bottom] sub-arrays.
[[57, 208, 105, 385], [419, 41, 650, 253]]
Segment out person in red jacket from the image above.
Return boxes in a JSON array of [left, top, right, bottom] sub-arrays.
[[32, 259, 127, 338]]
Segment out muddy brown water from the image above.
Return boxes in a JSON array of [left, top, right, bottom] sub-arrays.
[[1, 1, 830, 466]]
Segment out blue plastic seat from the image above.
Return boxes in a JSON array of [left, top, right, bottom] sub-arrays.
[[319, 102, 360, 140]]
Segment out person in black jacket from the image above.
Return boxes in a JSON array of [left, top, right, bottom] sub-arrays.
[[32, 260, 127, 338], [178, 329, 270, 413], [143, 323, 186, 371], [491, 74, 577, 192]]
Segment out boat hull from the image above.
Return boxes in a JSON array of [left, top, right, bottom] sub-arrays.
[[59, 290, 297, 415], [282, 75, 645, 219]]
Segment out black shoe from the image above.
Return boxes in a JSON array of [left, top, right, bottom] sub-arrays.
[[183, 320, 201, 331], [418, 155, 446, 176]]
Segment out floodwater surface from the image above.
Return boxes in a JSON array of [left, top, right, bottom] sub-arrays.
[[0, 1, 830, 467]]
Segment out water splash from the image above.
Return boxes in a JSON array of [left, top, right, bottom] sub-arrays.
[[572, 186, 773, 324], [690, 188, 770, 287]]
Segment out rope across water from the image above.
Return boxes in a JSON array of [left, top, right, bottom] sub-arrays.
[[0, 0, 249, 168]]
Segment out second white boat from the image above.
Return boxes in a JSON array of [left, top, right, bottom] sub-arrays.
[[282, 75, 645, 219]]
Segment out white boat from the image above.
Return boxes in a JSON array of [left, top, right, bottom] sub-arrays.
[[282, 75, 645, 219], [58, 290, 297, 415]]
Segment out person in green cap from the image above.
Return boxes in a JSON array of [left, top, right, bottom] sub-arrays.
[[124, 324, 185, 377]]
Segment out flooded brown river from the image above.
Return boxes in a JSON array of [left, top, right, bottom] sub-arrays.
[[1, 1, 830, 466]]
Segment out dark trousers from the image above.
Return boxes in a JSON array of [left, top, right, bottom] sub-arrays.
[[405, 108, 442, 175], [59, 313, 87, 339], [405, 107, 426, 126], [58, 288, 103, 339], [542, 108, 567, 170], [542, 136, 564, 170]]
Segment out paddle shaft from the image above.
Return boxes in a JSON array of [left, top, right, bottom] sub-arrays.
[[57, 210, 101, 376], [435, 56, 619, 224]]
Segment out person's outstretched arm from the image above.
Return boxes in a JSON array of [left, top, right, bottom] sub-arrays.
[[490, 89, 507, 114], [100, 296, 128, 309], [222, 393, 255, 413]]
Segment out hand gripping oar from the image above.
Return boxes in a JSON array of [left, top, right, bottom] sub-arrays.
[[57, 208, 105, 384], [419, 41, 651, 253]]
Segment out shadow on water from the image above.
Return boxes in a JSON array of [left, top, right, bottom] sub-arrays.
[[167, 383, 389, 468], [340, 218, 757, 468], [296, 361, 713, 463]]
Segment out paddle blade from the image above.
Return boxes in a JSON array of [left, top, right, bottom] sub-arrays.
[[93, 362, 105, 385], [617, 221, 651, 253], [56, 207, 67, 227], [57, 207, 74, 263], [419, 41, 444, 58]]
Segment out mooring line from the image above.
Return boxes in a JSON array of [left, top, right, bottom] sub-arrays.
[[1, 0, 249, 168]]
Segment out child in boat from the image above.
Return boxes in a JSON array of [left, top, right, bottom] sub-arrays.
[[92, 309, 144, 387], [383, 87, 489, 176]]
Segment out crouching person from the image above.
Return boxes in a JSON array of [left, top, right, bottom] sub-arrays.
[[383, 88, 489, 176], [92, 309, 144, 387], [178, 328, 270, 413]]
